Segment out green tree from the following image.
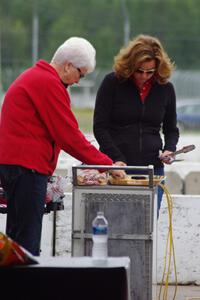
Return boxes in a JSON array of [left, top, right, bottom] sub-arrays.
[[1, 0, 200, 90]]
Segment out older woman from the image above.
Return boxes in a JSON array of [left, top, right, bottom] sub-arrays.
[[93, 34, 179, 214], [0, 37, 125, 255]]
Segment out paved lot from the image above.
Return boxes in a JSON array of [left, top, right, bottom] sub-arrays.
[[157, 285, 200, 300]]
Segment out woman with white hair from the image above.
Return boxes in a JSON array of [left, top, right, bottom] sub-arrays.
[[0, 37, 125, 256], [50, 37, 96, 86]]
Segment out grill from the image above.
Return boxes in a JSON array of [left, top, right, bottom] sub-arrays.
[[71, 165, 158, 300]]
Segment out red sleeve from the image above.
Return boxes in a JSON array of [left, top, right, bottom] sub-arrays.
[[34, 80, 113, 166]]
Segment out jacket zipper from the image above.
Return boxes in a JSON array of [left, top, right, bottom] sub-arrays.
[[139, 103, 145, 154]]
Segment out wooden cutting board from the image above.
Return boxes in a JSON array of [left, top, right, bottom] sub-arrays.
[[109, 175, 165, 186]]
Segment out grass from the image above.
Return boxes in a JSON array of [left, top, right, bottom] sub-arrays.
[[72, 107, 94, 133], [71, 107, 200, 136]]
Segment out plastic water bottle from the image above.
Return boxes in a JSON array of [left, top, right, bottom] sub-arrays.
[[92, 211, 108, 259]]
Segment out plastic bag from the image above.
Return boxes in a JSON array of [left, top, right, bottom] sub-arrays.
[[77, 169, 108, 185], [46, 175, 69, 203], [0, 184, 6, 205], [1, 176, 70, 205]]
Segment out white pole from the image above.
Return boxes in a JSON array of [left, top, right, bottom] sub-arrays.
[[121, 0, 130, 45], [32, 3, 39, 64]]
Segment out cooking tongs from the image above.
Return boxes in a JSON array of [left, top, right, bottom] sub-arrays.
[[160, 144, 195, 163], [172, 144, 195, 156]]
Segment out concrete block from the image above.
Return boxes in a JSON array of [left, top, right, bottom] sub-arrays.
[[165, 171, 183, 194], [158, 195, 200, 284], [185, 172, 200, 195]]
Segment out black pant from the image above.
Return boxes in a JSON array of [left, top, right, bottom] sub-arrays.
[[0, 165, 48, 256]]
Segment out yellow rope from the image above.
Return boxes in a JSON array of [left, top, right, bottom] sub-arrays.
[[157, 183, 178, 300]]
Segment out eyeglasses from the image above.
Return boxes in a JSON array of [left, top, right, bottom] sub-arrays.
[[76, 67, 85, 79], [135, 68, 155, 75]]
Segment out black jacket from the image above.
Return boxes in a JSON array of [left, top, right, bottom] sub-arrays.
[[93, 72, 179, 168]]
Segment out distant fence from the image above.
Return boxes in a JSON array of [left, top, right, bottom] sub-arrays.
[[68, 69, 200, 109], [2, 69, 200, 108]]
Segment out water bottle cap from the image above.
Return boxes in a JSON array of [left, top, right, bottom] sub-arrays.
[[97, 211, 104, 216]]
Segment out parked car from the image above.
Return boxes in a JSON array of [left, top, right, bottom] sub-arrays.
[[177, 101, 200, 131]]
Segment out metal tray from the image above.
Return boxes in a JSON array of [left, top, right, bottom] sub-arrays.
[[109, 175, 165, 186]]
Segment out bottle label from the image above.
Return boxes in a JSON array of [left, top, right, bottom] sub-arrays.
[[92, 226, 107, 235]]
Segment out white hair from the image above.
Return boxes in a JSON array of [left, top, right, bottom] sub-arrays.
[[51, 37, 96, 73]]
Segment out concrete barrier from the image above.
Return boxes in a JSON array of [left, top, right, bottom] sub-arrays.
[[40, 193, 200, 285], [185, 171, 200, 194], [1, 193, 200, 284], [158, 194, 200, 285], [165, 171, 183, 194], [165, 161, 200, 180]]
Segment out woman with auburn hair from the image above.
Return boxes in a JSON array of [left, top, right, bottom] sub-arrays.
[[93, 34, 179, 215]]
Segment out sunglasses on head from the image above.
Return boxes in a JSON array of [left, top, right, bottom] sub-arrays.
[[135, 68, 155, 75]]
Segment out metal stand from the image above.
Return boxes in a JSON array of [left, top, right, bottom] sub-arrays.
[[0, 189, 64, 257], [44, 200, 64, 256], [71, 165, 157, 300]]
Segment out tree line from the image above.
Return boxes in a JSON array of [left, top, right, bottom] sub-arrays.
[[1, 0, 200, 90]]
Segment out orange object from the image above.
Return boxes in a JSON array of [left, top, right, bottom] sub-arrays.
[[0, 232, 38, 267]]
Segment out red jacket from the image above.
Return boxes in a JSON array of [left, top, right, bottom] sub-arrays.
[[0, 60, 112, 175]]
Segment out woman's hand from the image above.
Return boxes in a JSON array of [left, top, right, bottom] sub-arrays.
[[109, 161, 127, 179], [159, 150, 175, 164], [114, 161, 127, 166]]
